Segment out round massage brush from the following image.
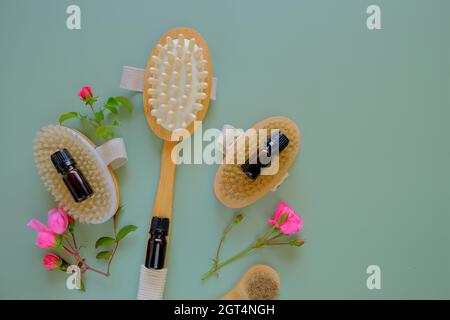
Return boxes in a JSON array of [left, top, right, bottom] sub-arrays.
[[137, 27, 213, 300], [215, 116, 301, 209], [34, 125, 126, 223], [221, 265, 280, 300]]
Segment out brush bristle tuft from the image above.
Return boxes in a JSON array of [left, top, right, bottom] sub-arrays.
[[34, 125, 116, 224], [147, 33, 208, 131], [218, 120, 300, 203], [246, 271, 280, 300]]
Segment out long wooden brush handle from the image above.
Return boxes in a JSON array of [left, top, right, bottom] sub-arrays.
[[137, 140, 178, 300], [152, 140, 177, 219]]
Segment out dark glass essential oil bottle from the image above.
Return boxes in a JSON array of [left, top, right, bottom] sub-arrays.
[[145, 217, 170, 270], [241, 131, 290, 180], [51, 149, 94, 203]]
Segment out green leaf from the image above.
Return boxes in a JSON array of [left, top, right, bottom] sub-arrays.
[[115, 96, 133, 112], [116, 225, 138, 241], [95, 110, 104, 121], [95, 236, 116, 248], [104, 98, 119, 114], [95, 125, 108, 138], [96, 251, 112, 260], [59, 112, 79, 124], [111, 120, 120, 127], [104, 104, 118, 114], [107, 97, 119, 106]]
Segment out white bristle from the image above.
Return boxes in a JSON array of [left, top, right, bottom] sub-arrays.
[[172, 71, 180, 82], [147, 88, 158, 95], [197, 59, 208, 69], [151, 56, 162, 66], [151, 109, 161, 117], [170, 85, 179, 95], [162, 72, 170, 82], [146, 33, 210, 131], [186, 113, 196, 121], [163, 61, 172, 72], [197, 82, 208, 90], [169, 97, 177, 107], [185, 51, 192, 62], [186, 73, 192, 84], [149, 67, 159, 75], [198, 71, 208, 80], [176, 45, 184, 58], [192, 103, 203, 111], [188, 38, 196, 51], [166, 36, 173, 49], [148, 98, 159, 105], [185, 84, 192, 95], [159, 93, 169, 103], [160, 83, 169, 93], [147, 77, 158, 85], [194, 48, 203, 60], [196, 92, 207, 100]]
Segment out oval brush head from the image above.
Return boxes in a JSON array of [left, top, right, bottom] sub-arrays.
[[221, 264, 280, 300], [143, 27, 213, 140], [214, 116, 301, 209], [34, 125, 119, 224]]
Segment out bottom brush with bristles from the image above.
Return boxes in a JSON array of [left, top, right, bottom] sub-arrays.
[[34, 125, 119, 224], [221, 264, 280, 300]]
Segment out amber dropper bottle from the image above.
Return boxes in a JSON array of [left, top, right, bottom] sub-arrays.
[[145, 217, 169, 269], [51, 149, 94, 203], [241, 131, 290, 180]]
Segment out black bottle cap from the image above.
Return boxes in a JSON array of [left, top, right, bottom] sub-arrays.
[[51, 149, 76, 174], [150, 217, 170, 236], [275, 131, 290, 154]]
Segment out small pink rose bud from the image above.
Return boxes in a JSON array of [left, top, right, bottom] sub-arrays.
[[42, 253, 63, 270], [47, 207, 69, 235], [78, 86, 93, 101]]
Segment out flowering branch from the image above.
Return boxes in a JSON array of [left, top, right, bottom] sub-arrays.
[[28, 206, 138, 290], [58, 86, 134, 142], [201, 202, 305, 281]]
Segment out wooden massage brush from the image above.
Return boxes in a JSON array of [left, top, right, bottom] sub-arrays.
[[136, 27, 213, 300]]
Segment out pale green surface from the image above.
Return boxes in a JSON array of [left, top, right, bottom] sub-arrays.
[[0, 0, 449, 299]]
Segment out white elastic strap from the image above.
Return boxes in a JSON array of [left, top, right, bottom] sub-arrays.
[[137, 265, 167, 300], [95, 137, 128, 170], [120, 66, 217, 100], [120, 66, 145, 92]]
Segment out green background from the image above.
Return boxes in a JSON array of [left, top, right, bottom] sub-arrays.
[[0, 0, 449, 299]]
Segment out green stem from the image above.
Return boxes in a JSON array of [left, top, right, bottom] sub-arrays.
[[201, 244, 256, 280]]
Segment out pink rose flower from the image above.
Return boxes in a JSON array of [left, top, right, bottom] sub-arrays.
[[47, 207, 69, 235], [36, 232, 60, 249], [78, 86, 93, 101], [28, 207, 69, 249], [42, 253, 63, 270], [268, 201, 303, 235]]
